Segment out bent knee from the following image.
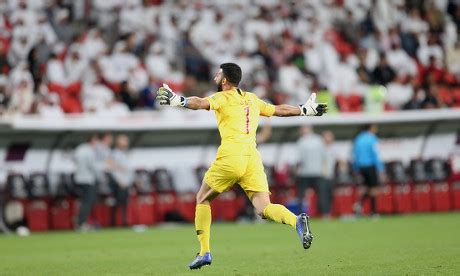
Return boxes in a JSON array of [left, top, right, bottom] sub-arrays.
[[196, 194, 206, 205]]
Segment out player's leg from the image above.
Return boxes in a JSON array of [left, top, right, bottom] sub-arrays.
[[195, 181, 219, 256], [354, 168, 370, 215], [368, 167, 379, 215], [249, 190, 313, 249], [240, 153, 313, 249], [189, 157, 240, 269], [369, 186, 378, 215], [188, 181, 219, 270], [250, 191, 296, 227]]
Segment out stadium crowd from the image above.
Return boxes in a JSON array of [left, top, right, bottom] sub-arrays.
[[0, 0, 459, 116]]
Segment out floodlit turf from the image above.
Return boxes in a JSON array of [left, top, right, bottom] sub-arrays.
[[0, 213, 459, 275]]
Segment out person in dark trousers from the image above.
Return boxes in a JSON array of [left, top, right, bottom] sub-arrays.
[[352, 124, 384, 217], [296, 125, 326, 215], [0, 191, 11, 234], [321, 130, 336, 218], [95, 132, 113, 195], [109, 134, 133, 227], [74, 134, 99, 231]]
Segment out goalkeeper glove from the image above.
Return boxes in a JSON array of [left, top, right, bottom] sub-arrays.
[[299, 93, 328, 116], [156, 83, 187, 107]]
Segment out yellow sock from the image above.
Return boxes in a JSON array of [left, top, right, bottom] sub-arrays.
[[195, 204, 211, 255], [263, 203, 296, 228]]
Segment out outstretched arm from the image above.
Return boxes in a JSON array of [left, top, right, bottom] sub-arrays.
[[273, 93, 328, 117], [155, 84, 210, 110], [184, 96, 210, 110], [273, 104, 301, 117]]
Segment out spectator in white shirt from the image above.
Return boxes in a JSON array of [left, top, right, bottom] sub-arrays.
[[81, 29, 107, 61], [386, 75, 414, 110], [328, 55, 359, 95], [37, 92, 64, 118], [46, 53, 67, 86], [278, 58, 309, 104], [145, 43, 171, 82], [82, 79, 114, 112], [417, 34, 444, 67], [65, 47, 88, 84], [7, 62, 34, 114], [8, 27, 34, 66], [119, 0, 144, 35], [386, 42, 417, 77]]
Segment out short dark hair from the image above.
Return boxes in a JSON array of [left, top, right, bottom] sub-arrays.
[[364, 124, 376, 131], [220, 63, 242, 86]]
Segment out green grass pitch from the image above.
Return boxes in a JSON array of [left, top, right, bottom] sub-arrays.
[[1, 213, 459, 275]]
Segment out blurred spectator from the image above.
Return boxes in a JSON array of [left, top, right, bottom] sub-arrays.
[[146, 44, 171, 82], [8, 28, 33, 66], [321, 130, 336, 218], [36, 12, 57, 46], [328, 54, 359, 95], [52, 9, 76, 44], [138, 76, 158, 109], [0, 75, 9, 114], [0, 179, 11, 233], [352, 124, 384, 217], [95, 133, 113, 188], [356, 51, 373, 84], [81, 29, 108, 61], [278, 57, 309, 104], [82, 79, 113, 113], [27, 47, 42, 91], [403, 87, 424, 110], [74, 134, 99, 230], [7, 62, 34, 114], [386, 42, 417, 77], [119, 0, 144, 36], [64, 46, 87, 84], [119, 81, 137, 111], [417, 34, 443, 67], [47, 52, 83, 113], [36, 87, 64, 118], [46, 53, 67, 86], [447, 42, 460, 79], [386, 75, 414, 110], [109, 134, 134, 227], [421, 84, 442, 109], [296, 125, 326, 215], [401, 8, 429, 39], [372, 53, 396, 86]]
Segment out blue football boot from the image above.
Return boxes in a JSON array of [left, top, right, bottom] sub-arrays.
[[188, 252, 212, 269], [296, 213, 313, 249]]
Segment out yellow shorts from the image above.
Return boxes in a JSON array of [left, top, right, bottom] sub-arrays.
[[203, 152, 270, 199]]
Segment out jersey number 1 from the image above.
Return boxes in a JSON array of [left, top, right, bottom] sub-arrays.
[[245, 106, 250, 134]]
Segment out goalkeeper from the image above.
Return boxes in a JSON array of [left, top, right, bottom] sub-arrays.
[[156, 63, 327, 270]]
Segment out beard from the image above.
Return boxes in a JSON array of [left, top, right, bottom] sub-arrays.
[[217, 80, 223, 92]]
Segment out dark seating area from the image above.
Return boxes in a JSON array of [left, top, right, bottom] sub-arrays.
[[1, 156, 460, 232]]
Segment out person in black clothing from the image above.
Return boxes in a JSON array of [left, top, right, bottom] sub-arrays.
[[421, 84, 441, 109], [356, 50, 372, 84], [372, 53, 396, 86]]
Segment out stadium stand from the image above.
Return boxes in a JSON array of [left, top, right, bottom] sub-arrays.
[[0, 0, 459, 115], [1, 1, 460, 232]]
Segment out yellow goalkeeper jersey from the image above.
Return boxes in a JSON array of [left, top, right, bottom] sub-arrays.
[[206, 88, 275, 158]]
